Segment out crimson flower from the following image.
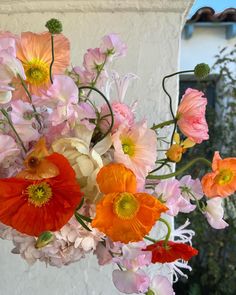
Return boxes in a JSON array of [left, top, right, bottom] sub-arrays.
[[144, 240, 198, 263]]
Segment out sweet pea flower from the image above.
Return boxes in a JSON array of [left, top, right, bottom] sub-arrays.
[[204, 197, 229, 229], [112, 269, 150, 294], [10, 100, 39, 142], [148, 275, 175, 295], [0, 36, 25, 104], [155, 179, 196, 216], [0, 134, 20, 164], [100, 33, 127, 58], [177, 88, 209, 144], [179, 175, 204, 201], [83, 48, 106, 73]]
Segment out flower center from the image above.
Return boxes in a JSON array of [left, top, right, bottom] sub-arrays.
[[24, 58, 49, 86], [215, 169, 234, 185], [113, 192, 140, 220], [121, 137, 135, 157], [27, 182, 52, 207]]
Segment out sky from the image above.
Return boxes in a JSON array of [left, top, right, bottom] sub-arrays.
[[189, 0, 236, 16]]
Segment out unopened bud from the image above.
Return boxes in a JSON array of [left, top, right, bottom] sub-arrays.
[[45, 18, 63, 34], [35, 231, 54, 249], [194, 63, 210, 80]]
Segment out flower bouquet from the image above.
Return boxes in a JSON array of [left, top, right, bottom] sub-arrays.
[[0, 19, 235, 295]]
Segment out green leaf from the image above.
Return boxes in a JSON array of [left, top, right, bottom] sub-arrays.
[[77, 213, 92, 223], [74, 212, 91, 232], [76, 197, 84, 210]]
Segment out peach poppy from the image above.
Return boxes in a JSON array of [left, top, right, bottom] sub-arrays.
[[14, 31, 70, 98], [0, 152, 82, 236], [202, 151, 236, 198], [91, 163, 167, 243]]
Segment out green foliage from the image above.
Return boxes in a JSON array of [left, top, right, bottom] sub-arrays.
[[175, 44, 236, 295]]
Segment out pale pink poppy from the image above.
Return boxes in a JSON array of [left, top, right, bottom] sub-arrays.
[[177, 88, 209, 144], [112, 121, 157, 189], [205, 197, 229, 229], [0, 134, 19, 163]]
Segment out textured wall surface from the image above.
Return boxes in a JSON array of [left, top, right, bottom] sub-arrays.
[[0, 1, 193, 294]]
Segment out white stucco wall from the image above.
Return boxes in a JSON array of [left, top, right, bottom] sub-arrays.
[[181, 26, 236, 70], [0, 1, 194, 294]]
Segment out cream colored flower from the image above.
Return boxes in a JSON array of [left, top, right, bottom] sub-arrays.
[[52, 128, 112, 202]]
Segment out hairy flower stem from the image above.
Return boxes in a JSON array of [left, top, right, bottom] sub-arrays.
[[0, 108, 27, 153], [159, 218, 171, 247], [151, 119, 176, 130], [147, 157, 212, 180], [49, 34, 55, 84], [18, 75, 42, 128], [87, 55, 108, 98]]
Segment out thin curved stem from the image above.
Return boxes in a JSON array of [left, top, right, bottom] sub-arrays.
[[78, 86, 114, 142], [159, 218, 172, 247], [144, 236, 157, 244], [49, 34, 55, 84], [147, 157, 212, 180]]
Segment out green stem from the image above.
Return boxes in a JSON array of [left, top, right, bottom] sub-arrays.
[[78, 85, 114, 143], [151, 119, 176, 130], [87, 55, 107, 97], [147, 157, 212, 179], [159, 218, 171, 247], [49, 34, 55, 84], [1, 109, 27, 153], [18, 75, 42, 128], [144, 236, 157, 243]]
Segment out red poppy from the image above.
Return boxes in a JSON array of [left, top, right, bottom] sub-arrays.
[[0, 153, 82, 236], [144, 240, 198, 263]]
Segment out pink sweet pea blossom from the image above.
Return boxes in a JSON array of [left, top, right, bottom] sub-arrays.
[[11, 100, 39, 142], [112, 122, 157, 190], [83, 48, 106, 73], [155, 179, 196, 216], [100, 33, 127, 58], [205, 197, 229, 229], [179, 175, 204, 201], [177, 88, 209, 144], [0, 134, 19, 163], [112, 269, 150, 294], [149, 275, 175, 295]]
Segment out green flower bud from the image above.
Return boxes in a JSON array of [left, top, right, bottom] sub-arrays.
[[194, 63, 210, 80], [45, 18, 63, 34], [146, 289, 155, 295], [35, 231, 54, 249]]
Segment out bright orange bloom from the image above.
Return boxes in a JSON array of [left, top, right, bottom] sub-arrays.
[[17, 138, 59, 180], [202, 151, 236, 198], [91, 163, 168, 243], [14, 31, 70, 98], [0, 153, 82, 236]]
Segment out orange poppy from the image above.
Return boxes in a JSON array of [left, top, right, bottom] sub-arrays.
[[0, 153, 82, 236], [202, 151, 236, 198], [91, 163, 168, 243], [14, 31, 70, 98], [17, 138, 59, 180]]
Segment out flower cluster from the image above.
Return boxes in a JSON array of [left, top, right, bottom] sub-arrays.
[[0, 19, 235, 295]]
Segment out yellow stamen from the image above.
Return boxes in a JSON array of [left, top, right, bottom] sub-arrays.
[[215, 169, 234, 185], [121, 137, 135, 157], [24, 58, 49, 86], [113, 192, 140, 220], [27, 182, 52, 207]]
